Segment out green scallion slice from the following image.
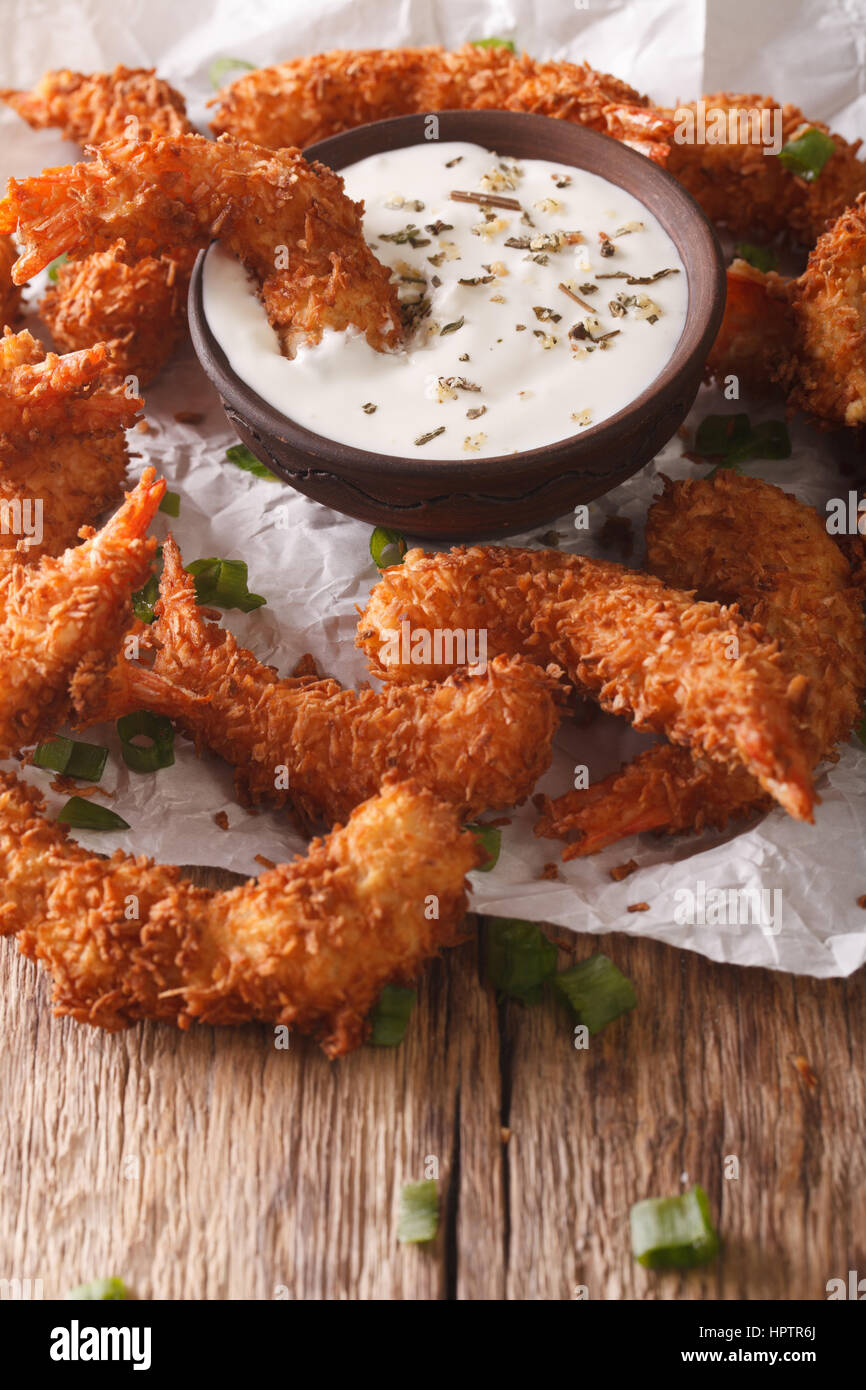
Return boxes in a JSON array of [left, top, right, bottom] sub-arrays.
[[187, 557, 266, 612], [693, 412, 790, 466], [117, 711, 175, 773], [225, 443, 278, 481], [47, 252, 68, 282], [32, 736, 108, 782], [65, 1277, 128, 1300], [466, 823, 501, 871], [397, 1179, 438, 1243], [554, 953, 636, 1035], [777, 127, 835, 182], [369, 985, 416, 1046], [209, 57, 256, 90], [370, 526, 407, 569], [471, 37, 516, 51], [57, 798, 130, 832], [630, 1186, 720, 1269], [733, 241, 777, 273], [159, 491, 181, 517], [486, 917, 557, 1003], [131, 545, 164, 625]]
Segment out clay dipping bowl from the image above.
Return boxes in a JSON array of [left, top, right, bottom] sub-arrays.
[[189, 110, 725, 539]]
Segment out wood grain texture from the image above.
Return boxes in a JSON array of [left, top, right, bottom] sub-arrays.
[[1, 867, 863, 1302]]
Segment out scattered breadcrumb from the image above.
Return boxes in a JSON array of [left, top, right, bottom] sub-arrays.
[[610, 859, 639, 882], [136, 419, 151, 433], [254, 853, 276, 870], [627, 901, 650, 912], [291, 652, 321, 679], [858, 894, 866, 909], [598, 514, 634, 557], [792, 1055, 819, 1088], [174, 410, 204, 424], [500, 1127, 511, 1144], [540, 862, 560, 881], [214, 810, 230, 831], [49, 777, 109, 798]]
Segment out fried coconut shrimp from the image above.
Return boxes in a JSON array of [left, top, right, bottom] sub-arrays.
[[39, 240, 196, 385], [356, 545, 816, 822], [0, 467, 164, 757], [708, 196, 866, 428], [0, 65, 192, 144], [663, 92, 866, 243], [0, 235, 21, 328], [0, 773, 480, 1056], [102, 536, 562, 827], [209, 45, 667, 159], [537, 472, 866, 856], [0, 132, 403, 355], [0, 330, 141, 573]]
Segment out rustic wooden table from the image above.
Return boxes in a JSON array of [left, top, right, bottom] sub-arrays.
[[2, 864, 864, 1301]]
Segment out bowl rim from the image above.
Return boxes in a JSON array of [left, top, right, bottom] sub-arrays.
[[189, 109, 726, 480]]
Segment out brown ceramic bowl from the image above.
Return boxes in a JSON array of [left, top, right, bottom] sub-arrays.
[[189, 110, 725, 539]]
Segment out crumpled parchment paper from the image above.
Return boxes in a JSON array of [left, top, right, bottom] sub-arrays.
[[2, 0, 865, 976]]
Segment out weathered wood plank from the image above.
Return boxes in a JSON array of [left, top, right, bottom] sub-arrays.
[[502, 928, 866, 1301], [2, 869, 864, 1302]]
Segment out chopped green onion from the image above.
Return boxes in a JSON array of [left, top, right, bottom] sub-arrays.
[[630, 1186, 720, 1269], [486, 917, 557, 1003], [440, 316, 465, 336], [187, 557, 266, 612], [132, 574, 159, 623], [132, 545, 164, 625], [158, 491, 180, 517], [65, 1277, 129, 1300], [466, 823, 501, 871], [733, 241, 777, 273], [778, 127, 835, 182], [209, 57, 256, 90], [370, 526, 407, 569], [369, 985, 416, 1046], [117, 711, 175, 774], [57, 798, 130, 832], [225, 443, 278, 481], [693, 412, 790, 466], [47, 252, 68, 282], [397, 1179, 438, 1244], [33, 736, 108, 783], [554, 953, 636, 1035], [471, 37, 516, 52]]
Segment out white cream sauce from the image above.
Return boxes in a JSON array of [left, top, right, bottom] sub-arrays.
[[202, 141, 689, 459]]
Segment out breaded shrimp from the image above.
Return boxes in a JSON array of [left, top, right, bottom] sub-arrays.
[[0, 234, 21, 329], [97, 536, 563, 827], [537, 472, 866, 856], [0, 772, 480, 1057], [356, 544, 816, 822], [40, 241, 196, 385], [0, 329, 142, 573], [664, 92, 866, 243], [0, 338, 139, 441], [0, 467, 164, 756], [0, 132, 403, 355], [209, 45, 667, 160], [707, 196, 866, 427], [0, 65, 192, 144]]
